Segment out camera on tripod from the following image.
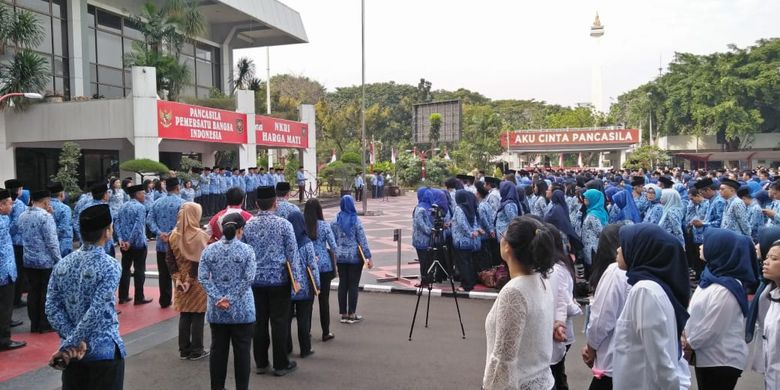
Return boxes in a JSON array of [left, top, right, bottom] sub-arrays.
[[430, 204, 445, 230]]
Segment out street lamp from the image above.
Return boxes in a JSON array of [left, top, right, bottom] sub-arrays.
[[0, 92, 43, 103]]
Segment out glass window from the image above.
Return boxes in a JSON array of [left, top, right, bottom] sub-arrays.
[[182, 85, 195, 98], [122, 19, 144, 41], [51, 0, 64, 19], [54, 76, 67, 95], [195, 44, 211, 61], [123, 38, 140, 62], [32, 12, 52, 54], [89, 64, 97, 83], [196, 58, 212, 87], [197, 87, 211, 99], [53, 56, 66, 76], [87, 28, 96, 63], [97, 84, 123, 98], [52, 17, 66, 56], [15, 0, 49, 14], [212, 61, 221, 90], [96, 30, 122, 68], [181, 42, 195, 56], [87, 6, 95, 28], [96, 9, 121, 33], [124, 71, 132, 88], [97, 66, 122, 86]]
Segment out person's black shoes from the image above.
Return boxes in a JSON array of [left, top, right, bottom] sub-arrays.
[[300, 350, 315, 358], [273, 361, 297, 376], [134, 298, 153, 306], [0, 340, 27, 351], [118, 298, 133, 304], [322, 333, 335, 342]]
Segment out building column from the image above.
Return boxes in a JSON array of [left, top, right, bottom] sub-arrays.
[[67, 0, 90, 98], [0, 112, 15, 181], [299, 104, 317, 180], [236, 90, 256, 169], [619, 149, 628, 168], [129, 66, 160, 181]]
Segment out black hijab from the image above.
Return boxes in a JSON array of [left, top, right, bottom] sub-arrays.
[[287, 211, 312, 249], [589, 223, 622, 290], [620, 223, 690, 344], [455, 189, 478, 225], [543, 190, 582, 251]]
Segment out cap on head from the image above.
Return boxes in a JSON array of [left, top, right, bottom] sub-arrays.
[[80, 204, 112, 232]]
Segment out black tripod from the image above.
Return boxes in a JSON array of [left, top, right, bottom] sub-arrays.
[[408, 229, 466, 341]]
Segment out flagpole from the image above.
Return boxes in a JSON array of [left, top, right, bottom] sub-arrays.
[[360, 0, 368, 214]]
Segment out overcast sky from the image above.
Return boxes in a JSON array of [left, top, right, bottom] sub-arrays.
[[235, 0, 779, 108]]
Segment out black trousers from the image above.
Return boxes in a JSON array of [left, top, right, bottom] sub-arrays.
[[119, 247, 147, 301], [0, 282, 14, 345], [62, 346, 124, 390], [695, 366, 742, 390], [252, 285, 291, 370], [337, 263, 362, 315], [484, 238, 501, 268], [12, 245, 25, 305], [417, 249, 433, 283], [685, 229, 704, 280], [588, 376, 613, 390], [298, 185, 305, 203], [25, 267, 51, 331], [453, 248, 477, 291], [287, 299, 313, 355], [550, 345, 570, 390], [156, 251, 172, 307], [210, 322, 253, 390], [354, 188, 363, 202], [318, 271, 335, 336], [179, 312, 205, 356]]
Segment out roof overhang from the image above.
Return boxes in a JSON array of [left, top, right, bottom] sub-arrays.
[[675, 151, 780, 161], [202, 0, 308, 48]]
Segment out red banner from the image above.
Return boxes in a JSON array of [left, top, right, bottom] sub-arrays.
[[255, 115, 308, 149], [157, 101, 248, 144], [502, 128, 639, 148]]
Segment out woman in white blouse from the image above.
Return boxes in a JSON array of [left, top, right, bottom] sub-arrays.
[[684, 228, 756, 389], [748, 228, 780, 388], [483, 216, 556, 390], [612, 223, 692, 390]]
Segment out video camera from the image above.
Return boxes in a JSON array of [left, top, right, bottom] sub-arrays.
[[430, 204, 446, 230]]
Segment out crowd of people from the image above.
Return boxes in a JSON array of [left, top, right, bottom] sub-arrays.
[[0, 169, 374, 390], [410, 166, 780, 389]]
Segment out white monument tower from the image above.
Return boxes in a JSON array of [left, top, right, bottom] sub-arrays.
[[590, 13, 605, 113]]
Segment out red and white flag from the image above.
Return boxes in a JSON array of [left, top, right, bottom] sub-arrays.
[[533, 154, 542, 166], [369, 142, 376, 164], [391, 147, 396, 164], [330, 149, 337, 163], [578, 152, 583, 168]]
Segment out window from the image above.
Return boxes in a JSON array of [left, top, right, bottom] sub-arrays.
[[182, 43, 221, 98], [4, 0, 70, 98]]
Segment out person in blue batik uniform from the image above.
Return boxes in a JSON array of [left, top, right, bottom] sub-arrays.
[[181, 180, 196, 202], [199, 213, 256, 390], [115, 185, 152, 305], [495, 182, 520, 240], [642, 184, 664, 224], [274, 182, 299, 219], [657, 189, 685, 247], [304, 199, 338, 342], [147, 177, 184, 308], [331, 195, 373, 324], [243, 186, 300, 376], [685, 187, 710, 245], [200, 167, 212, 216], [451, 190, 484, 292], [48, 183, 73, 257], [736, 187, 766, 243], [531, 180, 549, 218], [0, 188, 26, 351], [45, 204, 125, 389], [19, 190, 61, 333], [354, 173, 365, 202], [286, 211, 319, 358], [630, 176, 649, 219], [719, 178, 752, 238], [691, 177, 726, 232], [412, 187, 434, 284], [107, 178, 126, 222], [5, 179, 27, 308], [74, 182, 115, 256], [476, 182, 500, 270], [582, 189, 608, 268]]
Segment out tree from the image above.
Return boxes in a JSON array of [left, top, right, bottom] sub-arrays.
[[232, 57, 255, 94], [50, 142, 82, 199], [416, 78, 432, 103], [623, 145, 670, 171], [0, 4, 48, 110], [429, 113, 442, 150], [451, 105, 503, 171], [120, 159, 170, 181]]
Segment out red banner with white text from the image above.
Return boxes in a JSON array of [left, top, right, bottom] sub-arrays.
[[157, 101, 248, 144], [255, 115, 309, 149]]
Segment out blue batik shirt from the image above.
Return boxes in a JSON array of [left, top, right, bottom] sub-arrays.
[[330, 218, 372, 264], [108, 190, 126, 219], [18, 207, 61, 269], [412, 207, 433, 250], [451, 207, 482, 252], [200, 174, 211, 195], [116, 199, 147, 250], [9, 198, 26, 246], [199, 238, 257, 324], [0, 215, 17, 285], [50, 198, 73, 257], [643, 203, 664, 224], [218, 174, 228, 194], [531, 197, 547, 218], [291, 242, 319, 301], [495, 203, 518, 240], [313, 220, 338, 273], [634, 192, 649, 220], [477, 201, 496, 238], [685, 199, 709, 244], [148, 193, 184, 252], [767, 200, 780, 226], [243, 211, 298, 287], [659, 207, 685, 247], [208, 173, 219, 194], [46, 244, 126, 362], [181, 188, 195, 202], [747, 202, 766, 243], [721, 196, 752, 237], [566, 196, 582, 238], [275, 199, 299, 220], [74, 199, 114, 254], [704, 194, 727, 229], [191, 176, 201, 198], [581, 214, 604, 265]]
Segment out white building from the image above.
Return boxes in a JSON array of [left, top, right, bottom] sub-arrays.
[[0, 0, 314, 189]]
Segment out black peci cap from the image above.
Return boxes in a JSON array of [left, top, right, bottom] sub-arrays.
[[720, 178, 740, 190], [257, 186, 276, 200], [127, 184, 145, 195], [165, 177, 180, 189], [46, 183, 64, 194], [90, 182, 108, 197], [484, 177, 501, 187], [658, 176, 674, 188], [694, 177, 714, 190], [80, 204, 112, 232], [630, 176, 645, 187], [31, 190, 50, 202], [4, 180, 22, 189], [0, 189, 9, 201], [276, 182, 291, 192]]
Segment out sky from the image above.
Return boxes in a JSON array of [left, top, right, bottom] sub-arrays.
[[235, 0, 780, 108]]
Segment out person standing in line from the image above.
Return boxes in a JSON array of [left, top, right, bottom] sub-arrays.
[[191, 167, 202, 208], [581, 189, 608, 271], [286, 211, 319, 358], [531, 180, 549, 218], [147, 177, 185, 308], [45, 204, 125, 389], [691, 177, 727, 232], [354, 172, 364, 202], [483, 177, 502, 212], [612, 223, 691, 390], [684, 228, 755, 390], [451, 190, 483, 292], [331, 195, 373, 324], [180, 180, 196, 202], [475, 182, 498, 270], [685, 187, 710, 280], [374, 171, 385, 199], [746, 228, 780, 388], [205, 187, 253, 242], [18, 190, 61, 333], [657, 189, 685, 247], [274, 182, 299, 220], [48, 183, 73, 257], [74, 182, 114, 256], [412, 188, 434, 284], [630, 176, 649, 219], [0, 188, 26, 351], [4, 179, 27, 308], [642, 184, 664, 224], [199, 213, 255, 390], [738, 186, 765, 243], [243, 186, 299, 376], [200, 167, 213, 217], [720, 178, 752, 237], [296, 167, 306, 203], [108, 178, 126, 223], [115, 185, 152, 305], [167, 202, 210, 361], [304, 199, 338, 342], [495, 182, 521, 240], [482, 216, 556, 390]]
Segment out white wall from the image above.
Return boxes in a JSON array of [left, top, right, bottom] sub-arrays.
[[300, 104, 317, 181]]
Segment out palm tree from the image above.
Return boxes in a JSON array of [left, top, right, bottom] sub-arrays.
[[0, 4, 48, 110], [233, 57, 256, 94]]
